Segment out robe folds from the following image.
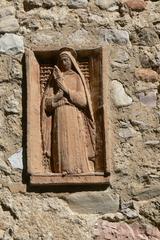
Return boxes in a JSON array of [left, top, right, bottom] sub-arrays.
[[41, 53, 96, 174]]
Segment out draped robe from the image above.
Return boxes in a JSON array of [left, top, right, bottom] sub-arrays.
[[41, 53, 96, 174]]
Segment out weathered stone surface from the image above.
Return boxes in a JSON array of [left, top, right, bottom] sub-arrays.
[[10, 59, 23, 80], [144, 140, 160, 146], [68, 0, 88, 9], [4, 183, 27, 193], [135, 68, 159, 82], [0, 34, 24, 55], [96, 0, 118, 11], [0, 162, 11, 174], [104, 29, 130, 45], [67, 29, 91, 46], [132, 184, 160, 200], [139, 197, 160, 229], [0, 55, 12, 81], [62, 190, 119, 214], [94, 221, 160, 240], [112, 48, 129, 64], [121, 208, 138, 219], [137, 28, 159, 46], [0, 189, 92, 240], [119, 127, 136, 139], [0, 6, 15, 18], [8, 148, 23, 170], [0, 16, 19, 33], [111, 80, 132, 107], [0, 6, 19, 33], [137, 90, 157, 108], [102, 212, 125, 222], [4, 94, 20, 114], [23, 0, 43, 11], [124, 0, 147, 11]]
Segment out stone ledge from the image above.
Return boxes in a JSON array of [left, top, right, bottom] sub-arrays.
[[30, 174, 110, 186]]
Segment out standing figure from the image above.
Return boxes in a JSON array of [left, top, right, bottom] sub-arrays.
[[41, 48, 96, 174]]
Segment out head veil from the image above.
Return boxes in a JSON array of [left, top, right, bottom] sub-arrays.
[[41, 48, 96, 162]]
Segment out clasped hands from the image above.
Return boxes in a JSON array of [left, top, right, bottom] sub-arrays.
[[45, 66, 69, 112], [53, 65, 69, 94]]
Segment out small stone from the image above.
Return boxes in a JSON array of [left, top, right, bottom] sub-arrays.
[[0, 6, 19, 33], [0, 34, 24, 55], [0, 16, 19, 33], [137, 28, 159, 47], [0, 230, 4, 239], [102, 213, 117, 221], [6, 183, 27, 193], [132, 184, 160, 201], [121, 208, 138, 219], [62, 190, 119, 214], [68, 0, 88, 9], [23, 0, 43, 11], [0, 6, 15, 18], [115, 212, 125, 221], [121, 202, 138, 219], [130, 119, 148, 130], [124, 0, 147, 11], [111, 80, 132, 107], [8, 148, 23, 170], [0, 55, 12, 81], [119, 127, 136, 139], [112, 48, 129, 64], [67, 29, 90, 46], [4, 94, 20, 114], [144, 140, 160, 146], [43, 0, 56, 8], [135, 68, 159, 82], [137, 90, 157, 108], [0, 152, 11, 174], [104, 29, 130, 45], [102, 212, 124, 222], [96, 0, 118, 11], [10, 59, 22, 79]]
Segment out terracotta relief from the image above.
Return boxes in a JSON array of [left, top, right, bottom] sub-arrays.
[[26, 47, 111, 185]]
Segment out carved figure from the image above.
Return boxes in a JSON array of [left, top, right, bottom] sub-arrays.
[[41, 48, 96, 174]]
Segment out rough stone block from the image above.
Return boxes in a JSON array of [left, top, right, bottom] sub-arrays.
[[96, 0, 118, 11], [124, 0, 147, 11], [111, 80, 132, 107], [68, 0, 88, 9], [0, 16, 19, 33], [137, 90, 157, 108], [104, 29, 130, 45], [62, 190, 119, 214], [135, 68, 159, 82], [0, 34, 24, 55], [94, 221, 160, 240], [132, 184, 160, 200], [8, 148, 23, 170], [0, 6, 15, 18]]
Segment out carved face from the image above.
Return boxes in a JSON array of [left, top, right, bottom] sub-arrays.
[[59, 54, 72, 71]]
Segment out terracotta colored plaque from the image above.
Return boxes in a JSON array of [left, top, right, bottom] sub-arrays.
[[26, 47, 111, 185]]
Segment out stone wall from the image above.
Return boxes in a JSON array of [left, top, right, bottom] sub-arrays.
[[0, 0, 160, 239]]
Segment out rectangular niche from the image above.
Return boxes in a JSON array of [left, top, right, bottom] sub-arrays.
[[25, 46, 111, 185]]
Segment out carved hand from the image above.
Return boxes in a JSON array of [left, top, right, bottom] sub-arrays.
[[56, 79, 69, 94], [53, 65, 62, 80], [54, 90, 64, 102]]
